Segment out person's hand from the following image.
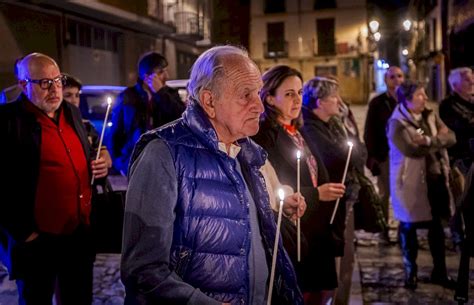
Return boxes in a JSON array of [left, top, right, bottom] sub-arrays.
[[282, 192, 306, 221], [413, 133, 429, 146], [91, 157, 108, 179], [317, 183, 345, 201], [25, 232, 39, 242], [99, 149, 113, 168], [438, 125, 449, 135]]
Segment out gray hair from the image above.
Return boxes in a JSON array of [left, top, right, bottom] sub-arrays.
[[448, 67, 472, 90], [302, 76, 339, 110], [187, 45, 249, 105]]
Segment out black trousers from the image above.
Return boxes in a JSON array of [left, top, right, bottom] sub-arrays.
[[399, 174, 449, 277], [13, 225, 95, 305]]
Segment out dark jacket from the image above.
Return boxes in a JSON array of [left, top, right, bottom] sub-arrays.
[[0, 96, 91, 272], [301, 107, 366, 182], [109, 84, 185, 175], [121, 103, 303, 305], [252, 118, 345, 256], [439, 92, 474, 168], [363, 92, 398, 175]]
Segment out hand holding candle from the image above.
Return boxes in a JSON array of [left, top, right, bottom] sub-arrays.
[[91, 96, 113, 185], [329, 141, 353, 224], [296, 150, 301, 262], [267, 189, 285, 305]]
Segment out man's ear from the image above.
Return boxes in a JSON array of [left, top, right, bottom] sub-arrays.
[[199, 89, 216, 118], [18, 80, 27, 91]]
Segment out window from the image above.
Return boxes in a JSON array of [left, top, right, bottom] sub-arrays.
[[265, 0, 285, 13], [314, 0, 336, 10], [316, 18, 335, 55], [67, 20, 120, 52], [314, 65, 337, 77], [265, 22, 287, 57]]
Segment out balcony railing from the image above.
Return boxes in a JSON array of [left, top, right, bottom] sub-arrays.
[[263, 41, 289, 59]]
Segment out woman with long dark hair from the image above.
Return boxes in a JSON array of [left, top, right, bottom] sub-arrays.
[[253, 65, 345, 305]]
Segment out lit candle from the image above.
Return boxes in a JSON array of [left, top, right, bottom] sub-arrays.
[[296, 150, 301, 262], [267, 189, 285, 305], [91, 96, 113, 185], [330, 141, 353, 224]]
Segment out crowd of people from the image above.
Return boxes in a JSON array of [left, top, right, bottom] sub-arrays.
[[0, 45, 472, 305]]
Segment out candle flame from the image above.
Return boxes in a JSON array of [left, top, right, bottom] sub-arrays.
[[347, 141, 353, 147], [296, 150, 301, 159], [107, 96, 113, 105], [278, 189, 285, 202]]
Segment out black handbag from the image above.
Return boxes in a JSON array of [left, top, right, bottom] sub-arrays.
[[353, 170, 387, 233]]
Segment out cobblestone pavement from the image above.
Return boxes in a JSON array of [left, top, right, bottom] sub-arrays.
[[0, 254, 124, 305], [355, 229, 474, 305]]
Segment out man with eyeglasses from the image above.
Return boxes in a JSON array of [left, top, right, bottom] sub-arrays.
[[0, 52, 108, 305], [364, 66, 405, 239], [109, 51, 185, 176]]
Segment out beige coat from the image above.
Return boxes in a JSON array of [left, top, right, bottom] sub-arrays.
[[387, 104, 456, 223]]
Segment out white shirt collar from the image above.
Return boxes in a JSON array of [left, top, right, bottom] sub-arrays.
[[218, 142, 241, 159]]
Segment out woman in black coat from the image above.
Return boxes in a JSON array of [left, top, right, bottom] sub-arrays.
[[253, 65, 346, 305]]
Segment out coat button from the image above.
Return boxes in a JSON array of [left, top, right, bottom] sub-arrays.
[[79, 194, 83, 199]]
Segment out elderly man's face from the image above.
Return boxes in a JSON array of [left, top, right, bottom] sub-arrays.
[[23, 61, 63, 117], [454, 70, 473, 97], [204, 56, 264, 144]]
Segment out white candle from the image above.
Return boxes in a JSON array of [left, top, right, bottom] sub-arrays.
[[91, 96, 113, 185], [330, 141, 353, 224], [267, 189, 285, 305], [296, 150, 301, 262]]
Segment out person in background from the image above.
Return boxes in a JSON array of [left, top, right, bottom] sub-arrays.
[[364, 66, 405, 227], [439, 67, 474, 252], [253, 65, 345, 305], [121, 46, 303, 305], [62, 73, 112, 168], [0, 52, 108, 305], [440, 67, 474, 171], [387, 80, 456, 290], [0, 57, 24, 104], [109, 51, 185, 175]]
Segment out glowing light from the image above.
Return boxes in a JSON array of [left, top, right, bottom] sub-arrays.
[[403, 19, 412, 31], [296, 150, 301, 159], [347, 141, 353, 147], [278, 189, 285, 202], [107, 96, 113, 105], [374, 32, 381, 41], [369, 20, 380, 33], [402, 49, 409, 56]]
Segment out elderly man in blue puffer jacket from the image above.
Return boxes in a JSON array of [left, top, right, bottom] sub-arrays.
[[120, 45, 304, 305]]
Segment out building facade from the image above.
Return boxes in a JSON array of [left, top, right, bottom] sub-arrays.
[[249, 0, 371, 104], [407, 0, 474, 101], [0, 0, 212, 89]]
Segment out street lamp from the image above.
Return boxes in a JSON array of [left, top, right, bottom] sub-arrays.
[[374, 32, 381, 42], [403, 19, 412, 31], [369, 20, 379, 33], [402, 48, 409, 56]]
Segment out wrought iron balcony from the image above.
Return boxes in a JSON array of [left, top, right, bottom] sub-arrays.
[[174, 11, 205, 40]]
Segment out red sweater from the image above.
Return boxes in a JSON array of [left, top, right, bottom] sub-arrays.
[[27, 102, 92, 235]]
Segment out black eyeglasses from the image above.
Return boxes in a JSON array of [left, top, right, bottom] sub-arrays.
[[25, 75, 67, 90]]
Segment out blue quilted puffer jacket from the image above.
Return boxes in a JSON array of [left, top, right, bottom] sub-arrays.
[[131, 102, 303, 305]]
